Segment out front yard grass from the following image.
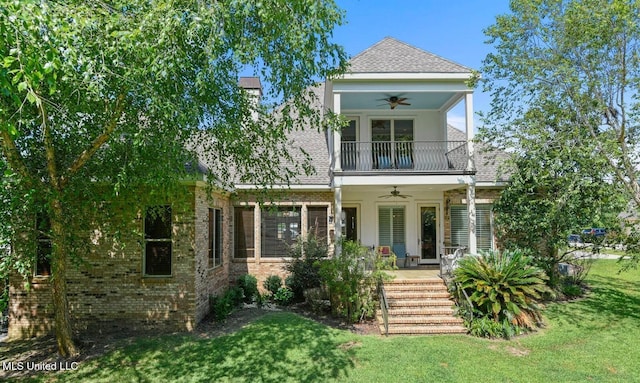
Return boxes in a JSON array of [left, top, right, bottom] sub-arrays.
[[5, 259, 640, 382]]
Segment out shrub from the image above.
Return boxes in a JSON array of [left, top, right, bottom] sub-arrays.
[[285, 234, 328, 301], [210, 286, 243, 321], [560, 281, 583, 298], [273, 287, 294, 305], [466, 315, 525, 339], [264, 275, 282, 296], [453, 249, 550, 334], [237, 274, 258, 303], [319, 240, 393, 323]]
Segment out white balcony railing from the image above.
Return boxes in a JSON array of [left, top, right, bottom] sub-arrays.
[[340, 141, 468, 172]]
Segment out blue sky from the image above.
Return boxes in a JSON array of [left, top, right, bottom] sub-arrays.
[[333, 0, 512, 129]]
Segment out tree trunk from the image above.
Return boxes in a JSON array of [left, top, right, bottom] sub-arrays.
[[50, 198, 79, 357]]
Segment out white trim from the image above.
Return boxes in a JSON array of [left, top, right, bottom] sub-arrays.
[[417, 203, 441, 265], [333, 82, 473, 93], [334, 174, 474, 187], [337, 73, 473, 81], [233, 184, 332, 190]]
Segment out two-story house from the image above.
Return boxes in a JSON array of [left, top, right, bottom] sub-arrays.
[[230, 37, 506, 283], [8, 37, 506, 340]]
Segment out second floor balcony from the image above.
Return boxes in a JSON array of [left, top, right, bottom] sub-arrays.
[[339, 141, 468, 173]]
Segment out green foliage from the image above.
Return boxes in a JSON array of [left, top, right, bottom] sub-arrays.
[[273, 287, 294, 306], [453, 250, 550, 333], [284, 234, 328, 300], [237, 274, 259, 304], [560, 281, 583, 299], [0, 0, 347, 355], [319, 240, 393, 323], [466, 315, 524, 339], [491, 154, 623, 287], [479, 0, 640, 270], [3, 261, 640, 382], [210, 286, 244, 322], [263, 275, 283, 296]]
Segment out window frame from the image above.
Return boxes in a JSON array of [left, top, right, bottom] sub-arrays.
[[143, 205, 173, 277], [261, 206, 302, 258]]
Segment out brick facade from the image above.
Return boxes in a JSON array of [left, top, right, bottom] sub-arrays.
[[8, 184, 232, 339]]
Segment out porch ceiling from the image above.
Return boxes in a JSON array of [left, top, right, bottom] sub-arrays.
[[341, 91, 456, 111], [340, 184, 464, 195]]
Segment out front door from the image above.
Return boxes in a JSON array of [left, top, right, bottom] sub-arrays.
[[343, 207, 358, 242], [420, 206, 438, 264]]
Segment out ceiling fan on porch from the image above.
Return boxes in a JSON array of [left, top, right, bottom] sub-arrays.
[[378, 95, 411, 109], [378, 186, 412, 199]]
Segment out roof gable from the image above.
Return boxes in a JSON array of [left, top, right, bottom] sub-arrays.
[[349, 37, 472, 74]]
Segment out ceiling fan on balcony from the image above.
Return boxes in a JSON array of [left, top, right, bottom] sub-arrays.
[[378, 186, 412, 199], [378, 95, 411, 109]]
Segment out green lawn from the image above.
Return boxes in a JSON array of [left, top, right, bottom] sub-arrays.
[[8, 260, 640, 382]]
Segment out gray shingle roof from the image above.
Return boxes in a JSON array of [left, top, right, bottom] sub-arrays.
[[238, 77, 262, 90], [448, 125, 510, 183], [349, 37, 472, 74]]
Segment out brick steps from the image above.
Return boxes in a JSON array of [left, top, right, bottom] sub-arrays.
[[378, 278, 467, 335]]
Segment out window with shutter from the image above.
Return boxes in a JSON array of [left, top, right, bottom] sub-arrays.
[[378, 206, 405, 248], [234, 207, 255, 258], [450, 204, 494, 251]]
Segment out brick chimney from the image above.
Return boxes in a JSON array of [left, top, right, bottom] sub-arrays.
[[238, 77, 262, 121]]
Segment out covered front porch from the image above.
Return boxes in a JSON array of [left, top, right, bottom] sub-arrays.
[[332, 183, 478, 263]]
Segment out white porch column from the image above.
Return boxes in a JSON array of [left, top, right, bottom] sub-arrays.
[[333, 93, 342, 171], [467, 181, 477, 254], [465, 92, 477, 254], [334, 186, 342, 255]]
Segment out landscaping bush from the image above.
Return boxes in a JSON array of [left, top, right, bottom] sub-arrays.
[[237, 274, 258, 303], [273, 287, 294, 305], [210, 286, 243, 321], [453, 249, 550, 336], [319, 240, 393, 323], [466, 315, 525, 339], [264, 275, 282, 296], [285, 234, 328, 301]]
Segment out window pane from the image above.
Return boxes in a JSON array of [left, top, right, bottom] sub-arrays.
[[394, 120, 414, 141], [145, 206, 172, 239], [145, 242, 172, 275], [36, 240, 52, 276], [234, 207, 254, 258], [342, 120, 357, 142], [214, 209, 222, 266], [371, 120, 391, 141], [307, 207, 328, 240], [262, 207, 301, 257]]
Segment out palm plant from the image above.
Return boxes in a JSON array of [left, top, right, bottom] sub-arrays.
[[453, 249, 550, 330]]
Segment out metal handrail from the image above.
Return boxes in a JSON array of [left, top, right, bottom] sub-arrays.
[[340, 140, 468, 172], [455, 281, 474, 322], [377, 279, 389, 336], [439, 246, 474, 322]]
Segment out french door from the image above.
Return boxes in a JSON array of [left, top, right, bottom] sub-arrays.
[[420, 206, 438, 264]]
